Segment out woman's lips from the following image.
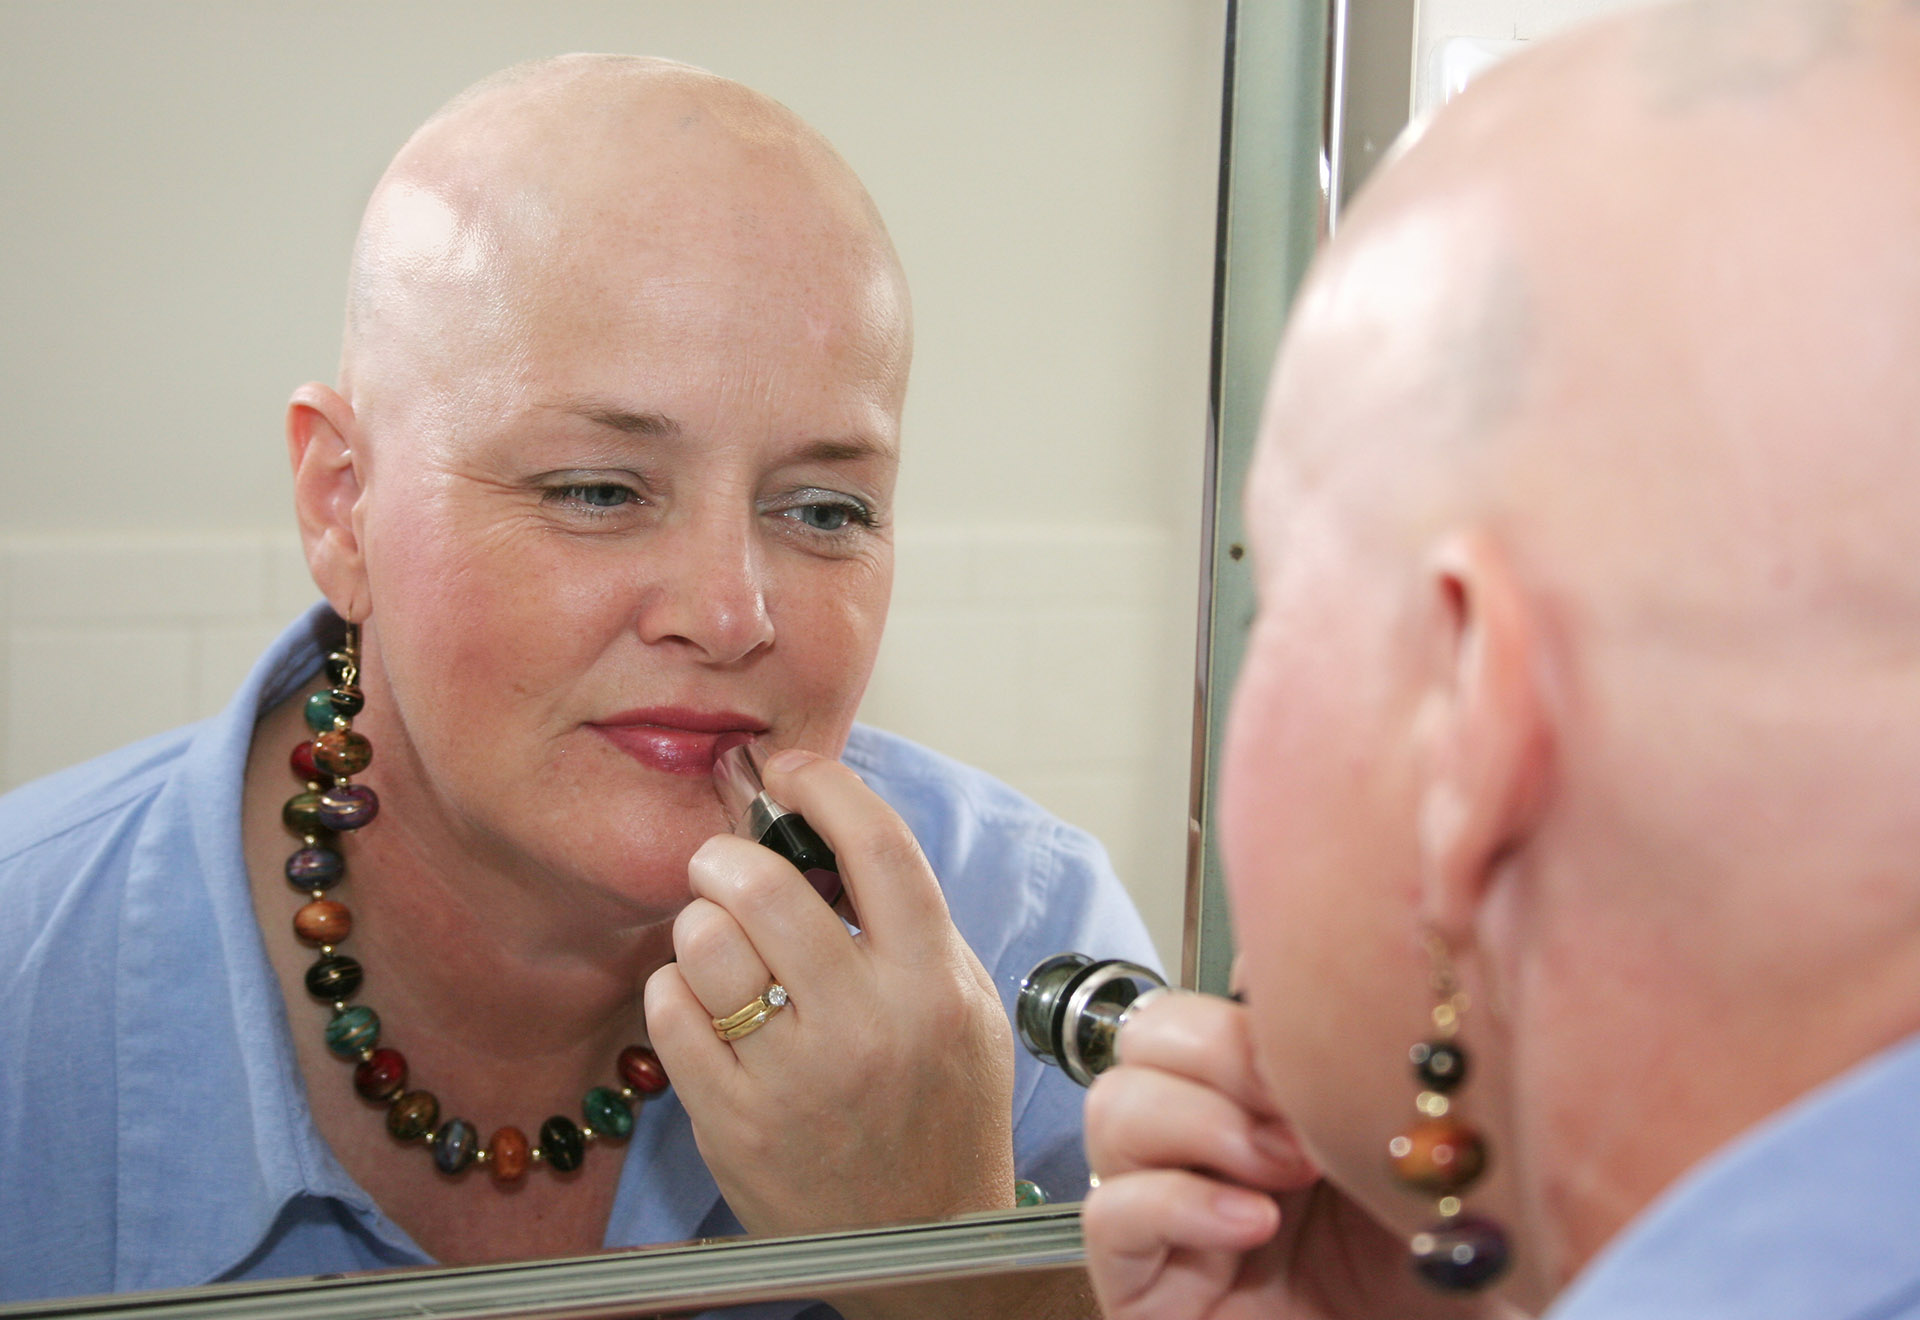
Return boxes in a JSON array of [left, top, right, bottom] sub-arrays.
[[591, 710, 765, 777]]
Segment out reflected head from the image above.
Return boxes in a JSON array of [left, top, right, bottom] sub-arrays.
[[1223, 0, 1920, 1301], [290, 54, 915, 924]]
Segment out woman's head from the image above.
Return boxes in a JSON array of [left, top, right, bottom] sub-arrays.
[[1222, 0, 1920, 1304], [288, 56, 912, 923]]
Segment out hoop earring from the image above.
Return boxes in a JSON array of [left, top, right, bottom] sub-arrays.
[[1389, 936, 1510, 1291]]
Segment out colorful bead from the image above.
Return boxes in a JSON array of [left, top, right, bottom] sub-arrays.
[[540, 1116, 586, 1172], [282, 791, 324, 836], [354, 1047, 407, 1101], [1410, 1040, 1468, 1093], [285, 845, 344, 890], [290, 642, 670, 1188], [1014, 1179, 1048, 1207], [304, 691, 342, 733], [583, 1086, 633, 1139], [1389, 1117, 1487, 1195], [293, 899, 352, 945], [1410, 1215, 1509, 1291], [387, 1090, 439, 1141], [313, 729, 372, 777], [325, 1005, 380, 1058], [489, 1127, 529, 1183], [433, 1119, 479, 1174], [617, 1045, 669, 1095], [317, 784, 379, 831], [306, 954, 363, 1001]]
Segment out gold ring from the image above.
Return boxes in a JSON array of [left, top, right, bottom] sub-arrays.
[[713, 983, 790, 1042]]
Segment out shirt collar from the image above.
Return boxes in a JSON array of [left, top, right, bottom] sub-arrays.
[[113, 605, 394, 1291], [1548, 1029, 1920, 1320]]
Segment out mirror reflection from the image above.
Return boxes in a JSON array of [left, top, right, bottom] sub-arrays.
[[0, 2, 1221, 1316]]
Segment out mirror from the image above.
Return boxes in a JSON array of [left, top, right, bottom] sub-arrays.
[[0, 1, 1221, 954], [0, 0, 1228, 1313]]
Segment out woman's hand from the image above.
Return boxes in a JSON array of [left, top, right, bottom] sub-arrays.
[[1083, 992, 1511, 1320], [643, 747, 1017, 1236]]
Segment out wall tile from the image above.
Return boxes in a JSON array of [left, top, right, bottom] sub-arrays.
[[972, 527, 1169, 604], [8, 534, 271, 623], [890, 530, 979, 607], [266, 534, 322, 618], [192, 621, 298, 719], [1018, 605, 1168, 763], [6, 625, 196, 787], [860, 604, 1034, 771]]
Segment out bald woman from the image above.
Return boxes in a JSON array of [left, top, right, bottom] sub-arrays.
[[1085, 2, 1920, 1319], [0, 57, 1151, 1318]]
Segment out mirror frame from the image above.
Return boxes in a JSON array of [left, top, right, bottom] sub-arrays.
[[1185, 0, 1419, 995], [0, 1209, 1086, 1320], [1185, 0, 1333, 996], [0, 0, 1389, 1312]]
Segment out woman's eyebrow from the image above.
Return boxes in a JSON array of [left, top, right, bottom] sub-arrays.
[[791, 437, 896, 465], [547, 398, 895, 463], [555, 402, 681, 438]]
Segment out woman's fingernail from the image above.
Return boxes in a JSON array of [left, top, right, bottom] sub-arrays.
[[1251, 1125, 1306, 1166], [1212, 1188, 1275, 1228], [765, 748, 813, 774]]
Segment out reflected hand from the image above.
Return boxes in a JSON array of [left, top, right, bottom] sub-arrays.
[[644, 748, 1016, 1236], [1083, 992, 1509, 1320]]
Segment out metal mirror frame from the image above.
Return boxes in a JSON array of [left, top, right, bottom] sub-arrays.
[[0, 0, 1417, 1312], [1185, 0, 1419, 994]]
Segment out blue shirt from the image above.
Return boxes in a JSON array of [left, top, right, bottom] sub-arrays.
[[1547, 1031, 1920, 1320], [0, 604, 1158, 1307]]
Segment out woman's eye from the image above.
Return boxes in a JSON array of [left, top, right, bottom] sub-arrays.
[[773, 494, 873, 535], [549, 483, 637, 510], [792, 502, 854, 532]]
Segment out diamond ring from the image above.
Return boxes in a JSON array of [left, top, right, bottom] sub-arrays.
[[713, 983, 791, 1042]]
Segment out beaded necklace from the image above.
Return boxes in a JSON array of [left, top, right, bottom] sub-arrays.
[[279, 623, 670, 1181]]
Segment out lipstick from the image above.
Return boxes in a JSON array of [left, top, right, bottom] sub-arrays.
[[712, 740, 844, 907]]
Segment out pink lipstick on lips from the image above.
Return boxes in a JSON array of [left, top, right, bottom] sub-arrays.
[[590, 707, 767, 777]]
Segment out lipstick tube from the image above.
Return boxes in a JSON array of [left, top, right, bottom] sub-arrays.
[[712, 741, 843, 907]]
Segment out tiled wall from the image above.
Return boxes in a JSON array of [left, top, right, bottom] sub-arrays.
[[0, 526, 1196, 964]]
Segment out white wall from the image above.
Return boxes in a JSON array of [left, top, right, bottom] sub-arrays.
[[0, 1, 1226, 966]]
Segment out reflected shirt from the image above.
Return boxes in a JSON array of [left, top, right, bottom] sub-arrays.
[[0, 603, 1159, 1309], [1546, 1029, 1920, 1320]]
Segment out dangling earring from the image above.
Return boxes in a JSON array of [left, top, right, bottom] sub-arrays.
[[1389, 934, 1509, 1291]]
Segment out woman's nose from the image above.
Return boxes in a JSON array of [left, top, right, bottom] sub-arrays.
[[634, 518, 775, 665]]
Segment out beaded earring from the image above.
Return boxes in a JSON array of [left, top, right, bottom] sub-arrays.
[[1388, 936, 1509, 1291], [282, 621, 671, 1182]]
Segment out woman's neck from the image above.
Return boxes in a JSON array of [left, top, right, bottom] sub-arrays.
[[242, 681, 677, 1128]]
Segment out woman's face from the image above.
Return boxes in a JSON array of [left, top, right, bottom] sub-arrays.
[[339, 209, 909, 924], [1219, 438, 1436, 1226]]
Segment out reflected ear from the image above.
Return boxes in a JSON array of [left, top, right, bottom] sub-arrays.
[[1414, 531, 1551, 946], [287, 383, 370, 623]]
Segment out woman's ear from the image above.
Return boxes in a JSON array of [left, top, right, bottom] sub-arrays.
[[1413, 530, 1552, 948], [287, 383, 370, 623]]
